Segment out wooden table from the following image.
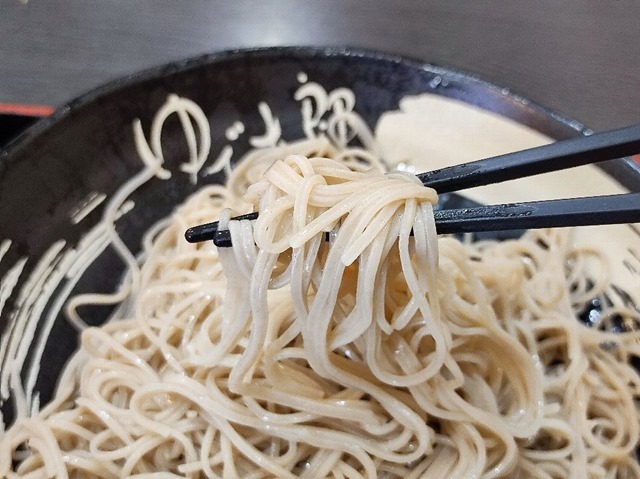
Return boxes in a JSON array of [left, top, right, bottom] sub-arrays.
[[1, 0, 639, 131]]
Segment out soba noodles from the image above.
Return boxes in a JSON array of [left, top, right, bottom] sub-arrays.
[[1, 87, 639, 478]]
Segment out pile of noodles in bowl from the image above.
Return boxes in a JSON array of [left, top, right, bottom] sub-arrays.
[[0, 48, 639, 478]]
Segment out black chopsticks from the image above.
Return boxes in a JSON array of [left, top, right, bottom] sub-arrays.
[[432, 193, 640, 234], [417, 124, 640, 193], [185, 124, 640, 248]]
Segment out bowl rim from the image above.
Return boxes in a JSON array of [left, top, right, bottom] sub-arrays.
[[1, 45, 639, 182]]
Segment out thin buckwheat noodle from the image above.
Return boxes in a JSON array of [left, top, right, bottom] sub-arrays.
[[1, 88, 639, 479]]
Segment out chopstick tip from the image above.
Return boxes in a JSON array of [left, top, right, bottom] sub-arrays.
[[185, 222, 218, 243]]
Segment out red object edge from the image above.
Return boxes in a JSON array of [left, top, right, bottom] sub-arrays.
[[0, 103, 54, 117]]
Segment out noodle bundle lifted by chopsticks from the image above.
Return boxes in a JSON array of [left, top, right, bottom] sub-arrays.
[[1, 90, 639, 478]]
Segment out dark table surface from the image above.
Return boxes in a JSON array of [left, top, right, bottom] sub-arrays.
[[1, 1, 639, 132]]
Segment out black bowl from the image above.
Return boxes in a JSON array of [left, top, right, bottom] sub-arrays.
[[1, 46, 639, 427]]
